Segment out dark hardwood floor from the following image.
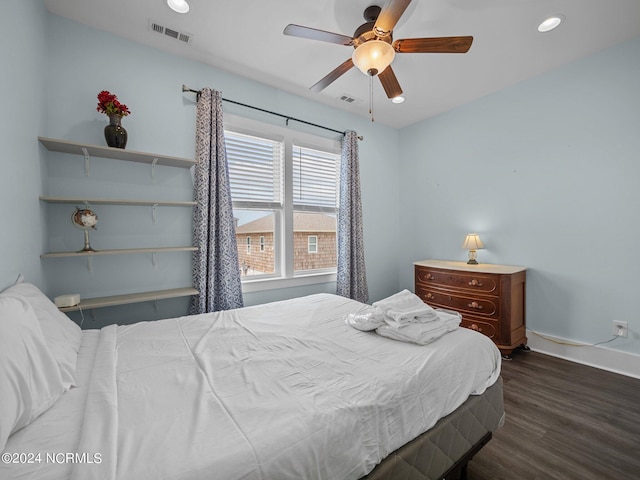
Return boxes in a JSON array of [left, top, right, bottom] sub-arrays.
[[467, 350, 640, 480]]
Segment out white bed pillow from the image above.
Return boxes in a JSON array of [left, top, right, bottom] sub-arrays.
[[1, 282, 82, 390], [0, 296, 66, 452]]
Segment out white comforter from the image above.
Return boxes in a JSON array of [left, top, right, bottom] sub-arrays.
[[5, 293, 501, 480]]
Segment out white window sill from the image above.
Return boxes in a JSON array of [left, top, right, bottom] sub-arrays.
[[241, 271, 337, 293]]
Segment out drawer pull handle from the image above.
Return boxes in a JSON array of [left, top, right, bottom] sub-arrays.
[[426, 293, 435, 300], [470, 323, 482, 332], [426, 274, 435, 280], [468, 301, 483, 310], [468, 279, 483, 287]]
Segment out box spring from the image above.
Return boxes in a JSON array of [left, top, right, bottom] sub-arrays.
[[362, 376, 504, 480]]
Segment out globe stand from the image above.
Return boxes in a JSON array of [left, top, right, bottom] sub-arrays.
[[78, 229, 97, 253]]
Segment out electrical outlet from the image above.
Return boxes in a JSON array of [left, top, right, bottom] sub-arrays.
[[612, 321, 628, 338]]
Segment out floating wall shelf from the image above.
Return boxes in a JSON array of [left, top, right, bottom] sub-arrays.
[[40, 196, 196, 207], [41, 246, 198, 258], [58, 287, 199, 312], [38, 137, 197, 169]]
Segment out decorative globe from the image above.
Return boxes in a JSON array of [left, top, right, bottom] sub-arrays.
[[72, 208, 98, 252], [72, 208, 98, 230]]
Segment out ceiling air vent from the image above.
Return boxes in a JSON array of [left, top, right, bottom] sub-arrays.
[[338, 94, 358, 104], [149, 20, 192, 44]]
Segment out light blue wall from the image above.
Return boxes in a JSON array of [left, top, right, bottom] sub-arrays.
[[39, 14, 400, 327], [398, 36, 640, 355], [0, 0, 48, 291], [9, 3, 638, 359]]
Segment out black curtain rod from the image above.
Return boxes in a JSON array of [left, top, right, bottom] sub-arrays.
[[182, 85, 363, 140]]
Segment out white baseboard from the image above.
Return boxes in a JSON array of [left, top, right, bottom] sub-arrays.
[[526, 329, 640, 380]]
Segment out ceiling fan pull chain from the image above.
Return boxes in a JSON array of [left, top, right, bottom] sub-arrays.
[[369, 75, 375, 122]]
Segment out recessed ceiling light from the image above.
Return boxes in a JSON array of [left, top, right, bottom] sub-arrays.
[[538, 15, 564, 33], [391, 95, 405, 104], [167, 0, 190, 14]]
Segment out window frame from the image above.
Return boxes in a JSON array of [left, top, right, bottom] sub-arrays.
[[224, 114, 341, 293]]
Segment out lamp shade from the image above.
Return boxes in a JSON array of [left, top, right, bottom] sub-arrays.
[[352, 40, 395, 76], [462, 233, 484, 250]]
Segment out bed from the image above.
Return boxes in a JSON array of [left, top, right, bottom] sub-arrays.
[[0, 283, 504, 480]]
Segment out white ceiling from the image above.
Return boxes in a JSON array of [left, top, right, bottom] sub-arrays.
[[44, 0, 640, 128]]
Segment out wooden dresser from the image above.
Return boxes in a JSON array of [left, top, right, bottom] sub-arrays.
[[414, 259, 527, 358]]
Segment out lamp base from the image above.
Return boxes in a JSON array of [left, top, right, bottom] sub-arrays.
[[467, 259, 478, 265]]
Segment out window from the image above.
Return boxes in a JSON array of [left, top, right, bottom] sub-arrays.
[[227, 129, 282, 277], [225, 115, 340, 291], [308, 236, 318, 253], [293, 144, 338, 273]]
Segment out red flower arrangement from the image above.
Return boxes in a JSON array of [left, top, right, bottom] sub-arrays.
[[96, 90, 131, 117]]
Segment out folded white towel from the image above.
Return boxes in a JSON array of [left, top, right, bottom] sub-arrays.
[[345, 310, 386, 331], [372, 289, 437, 325], [376, 310, 461, 346]]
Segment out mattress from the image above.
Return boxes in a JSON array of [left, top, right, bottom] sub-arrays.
[[0, 330, 101, 480], [1, 293, 502, 480]]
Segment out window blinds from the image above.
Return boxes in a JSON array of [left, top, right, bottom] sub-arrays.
[[226, 131, 283, 204], [293, 145, 339, 209], [225, 131, 339, 210]]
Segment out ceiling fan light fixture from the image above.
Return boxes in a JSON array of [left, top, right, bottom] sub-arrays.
[[537, 15, 564, 32], [391, 95, 405, 104], [167, 0, 190, 14], [352, 40, 395, 76]]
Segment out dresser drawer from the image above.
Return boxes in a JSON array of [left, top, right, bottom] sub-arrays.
[[415, 267, 498, 295], [461, 317, 497, 340], [415, 287, 499, 319]]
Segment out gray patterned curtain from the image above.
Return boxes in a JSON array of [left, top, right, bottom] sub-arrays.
[[189, 88, 243, 314], [336, 130, 368, 303]]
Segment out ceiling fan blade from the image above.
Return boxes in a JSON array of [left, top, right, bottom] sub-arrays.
[[393, 36, 474, 54], [374, 0, 412, 36], [283, 24, 353, 46], [310, 58, 355, 92], [378, 66, 403, 99]]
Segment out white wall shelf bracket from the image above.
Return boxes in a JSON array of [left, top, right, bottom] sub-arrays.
[[86, 255, 94, 275], [151, 204, 158, 224], [82, 147, 91, 177], [151, 158, 158, 182], [152, 252, 158, 269]]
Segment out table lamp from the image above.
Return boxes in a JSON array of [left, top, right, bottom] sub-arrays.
[[462, 233, 484, 264]]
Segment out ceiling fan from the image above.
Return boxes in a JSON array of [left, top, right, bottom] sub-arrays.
[[283, 0, 473, 102]]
